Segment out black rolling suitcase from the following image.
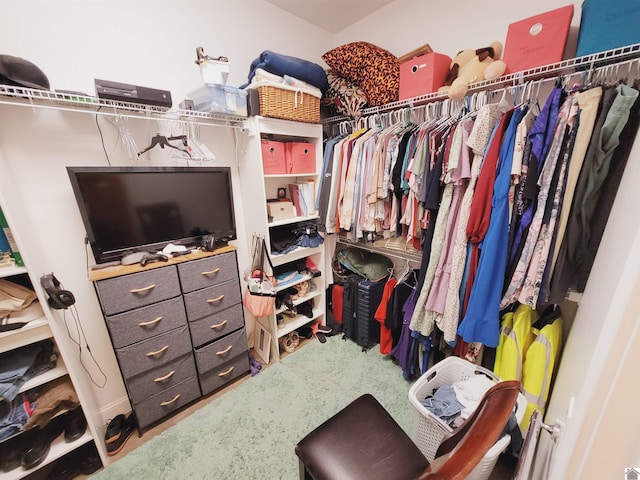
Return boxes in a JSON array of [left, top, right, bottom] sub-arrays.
[[342, 274, 363, 341], [355, 278, 386, 350]]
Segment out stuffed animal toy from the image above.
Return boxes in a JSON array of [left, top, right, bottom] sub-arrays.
[[438, 42, 507, 100]]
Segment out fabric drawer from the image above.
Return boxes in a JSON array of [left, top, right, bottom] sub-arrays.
[[198, 354, 250, 396], [106, 297, 187, 349], [187, 303, 245, 348], [133, 376, 201, 430], [96, 266, 181, 316], [193, 327, 248, 374], [127, 353, 197, 404], [116, 324, 192, 379], [177, 252, 238, 293], [183, 279, 241, 322]]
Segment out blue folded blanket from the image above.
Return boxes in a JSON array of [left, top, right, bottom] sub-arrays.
[[242, 50, 328, 92]]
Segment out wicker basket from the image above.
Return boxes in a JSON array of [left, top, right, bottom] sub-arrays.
[[256, 85, 320, 123]]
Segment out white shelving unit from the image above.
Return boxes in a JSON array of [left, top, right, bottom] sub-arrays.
[[238, 116, 326, 362], [0, 187, 103, 479]]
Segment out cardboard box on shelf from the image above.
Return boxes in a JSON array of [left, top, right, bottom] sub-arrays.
[[267, 201, 295, 221]]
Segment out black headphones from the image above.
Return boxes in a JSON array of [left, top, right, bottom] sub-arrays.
[[40, 273, 76, 310], [201, 234, 216, 252]]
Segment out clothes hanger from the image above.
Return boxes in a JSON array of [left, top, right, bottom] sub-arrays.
[[137, 133, 191, 157]]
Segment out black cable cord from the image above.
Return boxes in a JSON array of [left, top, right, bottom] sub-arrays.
[[66, 305, 107, 388], [95, 106, 111, 165]]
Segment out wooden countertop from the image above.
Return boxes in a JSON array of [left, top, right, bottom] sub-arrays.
[[87, 245, 237, 282]]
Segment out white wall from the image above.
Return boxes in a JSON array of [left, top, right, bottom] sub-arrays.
[[333, 0, 583, 62], [0, 0, 331, 427]]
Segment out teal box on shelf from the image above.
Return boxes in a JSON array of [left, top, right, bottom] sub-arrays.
[[576, 0, 640, 57], [187, 84, 248, 117]]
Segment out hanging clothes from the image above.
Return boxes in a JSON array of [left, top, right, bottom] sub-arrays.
[[458, 106, 526, 347], [520, 308, 563, 431], [493, 303, 538, 381], [549, 83, 640, 302]]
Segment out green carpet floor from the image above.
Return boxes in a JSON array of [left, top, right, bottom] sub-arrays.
[[91, 335, 416, 480]]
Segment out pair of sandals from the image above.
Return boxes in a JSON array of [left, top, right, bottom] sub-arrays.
[[279, 330, 300, 353]]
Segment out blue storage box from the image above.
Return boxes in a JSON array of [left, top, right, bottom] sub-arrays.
[[187, 84, 248, 117], [576, 0, 640, 57]]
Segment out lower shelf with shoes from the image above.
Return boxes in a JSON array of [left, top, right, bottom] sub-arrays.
[[0, 407, 93, 480]]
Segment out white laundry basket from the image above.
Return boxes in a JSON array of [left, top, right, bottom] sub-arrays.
[[408, 356, 526, 480]]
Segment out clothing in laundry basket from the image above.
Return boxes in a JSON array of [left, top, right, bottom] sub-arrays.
[[420, 384, 464, 426]]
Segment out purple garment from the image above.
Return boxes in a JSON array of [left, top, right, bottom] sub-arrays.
[[390, 289, 417, 374]]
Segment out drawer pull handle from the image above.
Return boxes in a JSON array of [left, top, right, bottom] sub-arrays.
[[160, 394, 181, 406], [216, 345, 233, 356], [210, 320, 228, 330], [139, 316, 163, 327], [202, 268, 220, 276], [154, 370, 176, 382], [147, 345, 169, 357], [130, 284, 156, 294], [207, 294, 225, 304], [218, 366, 234, 377]]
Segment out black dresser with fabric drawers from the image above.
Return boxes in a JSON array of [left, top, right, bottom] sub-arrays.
[[91, 247, 250, 431]]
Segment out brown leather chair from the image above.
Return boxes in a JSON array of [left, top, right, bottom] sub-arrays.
[[295, 380, 522, 480]]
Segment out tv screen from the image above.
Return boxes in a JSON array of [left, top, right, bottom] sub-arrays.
[[67, 166, 237, 263]]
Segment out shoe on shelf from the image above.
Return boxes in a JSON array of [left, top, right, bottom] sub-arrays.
[[279, 335, 296, 354], [21, 415, 65, 470], [288, 331, 300, 348], [63, 407, 87, 442], [105, 413, 136, 456], [296, 281, 309, 298], [277, 314, 285, 329], [297, 301, 314, 319]]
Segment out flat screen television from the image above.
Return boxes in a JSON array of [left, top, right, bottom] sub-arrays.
[[67, 166, 237, 264]]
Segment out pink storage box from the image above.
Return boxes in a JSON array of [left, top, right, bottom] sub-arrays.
[[286, 142, 316, 174], [399, 52, 452, 100], [502, 5, 574, 74], [261, 139, 287, 174]]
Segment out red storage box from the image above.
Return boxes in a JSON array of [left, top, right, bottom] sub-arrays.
[[261, 139, 287, 174], [502, 5, 574, 74], [286, 142, 316, 174], [399, 53, 452, 100]]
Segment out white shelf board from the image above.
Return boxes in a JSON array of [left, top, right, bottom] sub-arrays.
[[268, 214, 319, 227], [19, 357, 68, 393], [275, 290, 322, 314], [276, 307, 323, 338], [271, 246, 322, 267], [0, 265, 28, 279], [0, 318, 51, 354]]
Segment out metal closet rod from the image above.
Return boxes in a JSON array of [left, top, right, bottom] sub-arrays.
[[337, 236, 422, 265], [322, 42, 640, 125]]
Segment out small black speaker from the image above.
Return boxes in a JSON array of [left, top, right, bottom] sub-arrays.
[[40, 273, 76, 310]]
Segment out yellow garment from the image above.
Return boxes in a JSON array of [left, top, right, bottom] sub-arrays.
[[520, 315, 563, 431], [494, 304, 537, 381]]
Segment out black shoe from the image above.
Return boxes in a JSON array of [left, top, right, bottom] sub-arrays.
[[297, 301, 313, 318], [106, 413, 136, 456], [104, 414, 125, 446], [21, 416, 65, 470], [64, 407, 87, 442], [315, 324, 333, 334]]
